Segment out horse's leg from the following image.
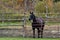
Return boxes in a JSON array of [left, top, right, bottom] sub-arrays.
[[32, 28, 35, 38], [41, 26, 44, 38], [37, 28, 40, 38]]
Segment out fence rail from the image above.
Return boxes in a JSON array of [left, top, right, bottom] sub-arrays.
[[0, 19, 24, 21], [0, 24, 24, 26]]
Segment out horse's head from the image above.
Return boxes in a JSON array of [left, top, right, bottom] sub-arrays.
[[29, 12, 36, 21]]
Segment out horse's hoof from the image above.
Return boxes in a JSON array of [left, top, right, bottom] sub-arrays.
[[41, 37, 43, 38], [38, 37, 40, 38], [33, 37, 35, 38]]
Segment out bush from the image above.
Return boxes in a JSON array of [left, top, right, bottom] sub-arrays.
[[35, 1, 45, 13], [35, 1, 53, 13], [54, 2, 60, 12]]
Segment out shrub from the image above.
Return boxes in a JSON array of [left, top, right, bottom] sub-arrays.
[[35, 1, 45, 13], [54, 2, 60, 12], [35, 1, 53, 13]]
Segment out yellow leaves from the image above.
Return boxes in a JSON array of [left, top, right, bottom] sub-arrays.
[[17, 0, 24, 3], [14, 5, 20, 10]]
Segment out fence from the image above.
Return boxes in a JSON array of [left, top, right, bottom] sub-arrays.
[[0, 0, 60, 38], [0, 0, 27, 37]]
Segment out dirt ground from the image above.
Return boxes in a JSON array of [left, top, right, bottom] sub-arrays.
[[25, 24, 60, 38], [0, 24, 60, 38]]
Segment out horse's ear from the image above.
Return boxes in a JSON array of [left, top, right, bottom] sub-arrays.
[[30, 12, 32, 14], [30, 11, 34, 14], [30, 12, 31, 14], [32, 12, 33, 14]]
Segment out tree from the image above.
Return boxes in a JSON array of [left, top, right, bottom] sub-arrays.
[[35, 1, 46, 13], [54, 0, 60, 2], [35, 1, 53, 13]]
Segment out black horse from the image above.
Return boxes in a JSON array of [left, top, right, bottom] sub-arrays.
[[29, 12, 45, 38]]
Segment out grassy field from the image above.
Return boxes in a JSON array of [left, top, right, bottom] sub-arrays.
[[0, 37, 60, 40]]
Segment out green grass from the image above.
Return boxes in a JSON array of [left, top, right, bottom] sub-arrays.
[[46, 22, 60, 25], [0, 22, 23, 27], [0, 21, 60, 27], [0, 37, 60, 40]]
